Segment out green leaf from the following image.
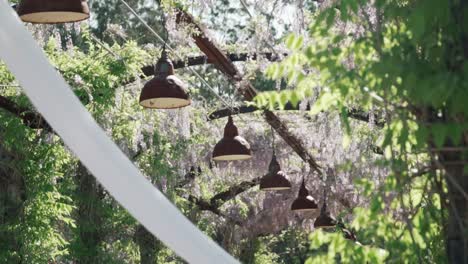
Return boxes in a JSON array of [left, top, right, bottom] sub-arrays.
[[340, 106, 351, 135], [293, 36, 304, 50], [326, 8, 336, 27], [370, 196, 384, 213], [409, 9, 426, 41], [415, 125, 429, 148], [447, 123, 462, 145], [432, 124, 447, 148], [289, 91, 301, 108], [286, 34, 296, 49]]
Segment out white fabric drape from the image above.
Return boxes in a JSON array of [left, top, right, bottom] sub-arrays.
[[0, 1, 238, 263]]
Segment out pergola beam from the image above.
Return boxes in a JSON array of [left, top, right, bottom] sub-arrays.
[[208, 103, 385, 127], [140, 52, 284, 77]]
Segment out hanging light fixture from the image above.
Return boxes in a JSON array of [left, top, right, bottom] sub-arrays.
[[17, 0, 90, 24], [139, 48, 191, 109], [314, 191, 337, 229], [291, 178, 318, 212], [260, 129, 291, 190], [260, 154, 291, 190], [212, 116, 252, 161]]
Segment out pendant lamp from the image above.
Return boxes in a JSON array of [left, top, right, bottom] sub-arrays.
[[314, 191, 337, 229], [260, 130, 291, 190], [260, 154, 291, 191], [291, 178, 318, 212], [212, 116, 252, 161], [139, 49, 191, 109], [17, 0, 90, 24]]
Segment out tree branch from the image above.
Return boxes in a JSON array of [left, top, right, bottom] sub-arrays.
[[186, 194, 243, 226], [187, 194, 223, 215], [181, 176, 261, 213], [209, 177, 260, 207], [174, 170, 260, 225], [0, 95, 51, 131]]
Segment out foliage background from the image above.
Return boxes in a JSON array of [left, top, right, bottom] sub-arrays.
[[1, 0, 466, 263]]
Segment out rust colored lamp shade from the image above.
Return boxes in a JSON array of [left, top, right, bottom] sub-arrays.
[[291, 179, 318, 212], [260, 154, 291, 191], [212, 116, 252, 161], [139, 52, 191, 109], [17, 0, 90, 24], [314, 201, 337, 229]]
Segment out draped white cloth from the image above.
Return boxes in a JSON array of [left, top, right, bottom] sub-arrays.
[[0, 1, 238, 263]]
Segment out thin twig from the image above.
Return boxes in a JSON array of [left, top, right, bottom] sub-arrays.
[[433, 159, 468, 201]]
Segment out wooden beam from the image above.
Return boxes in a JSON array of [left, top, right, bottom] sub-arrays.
[[208, 103, 385, 127], [140, 52, 284, 77], [176, 10, 321, 172]]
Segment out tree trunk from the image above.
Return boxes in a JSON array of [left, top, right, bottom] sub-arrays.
[[238, 238, 259, 264], [0, 146, 25, 264], [440, 150, 468, 264], [75, 163, 105, 264], [135, 224, 160, 264], [446, 0, 468, 261]]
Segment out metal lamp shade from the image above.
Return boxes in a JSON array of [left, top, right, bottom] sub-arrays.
[[212, 116, 252, 161], [314, 213, 337, 228], [314, 202, 337, 229], [140, 54, 190, 109], [291, 179, 318, 212], [260, 154, 291, 191], [17, 0, 89, 24]]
